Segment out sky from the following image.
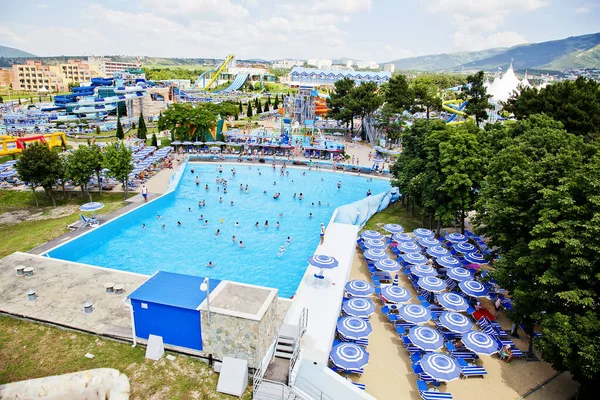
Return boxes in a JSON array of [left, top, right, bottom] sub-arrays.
[[1, 0, 599, 62]]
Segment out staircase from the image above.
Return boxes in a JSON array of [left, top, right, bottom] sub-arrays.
[[274, 334, 296, 360]]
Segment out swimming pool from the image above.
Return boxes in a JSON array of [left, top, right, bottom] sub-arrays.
[[49, 163, 391, 297]]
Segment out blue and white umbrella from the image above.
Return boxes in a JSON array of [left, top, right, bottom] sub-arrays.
[[330, 342, 369, 371], [445, 232, 467, 243], [459, 280, 489, 297], [418, 276, 447, 293], [463, 252, 488, 265], [453, 242, 477, 254], [439, 312, 474, 333], [398, 241, 421, 253], [418, 237, 442, 248], [447, 267, 473, 282], [336, 317, 372, 341], [374, 258, 400, 273], [392, 274, 399, 286], [342, 298, 375, 317], [462, 331, 499, 355], [398, 304, 431, 324], [392, 233, 414, 243], [361, 230, 384, 240], [420, 353, 461, 382], [307, 255, 339, 269], [437, 292, 469, 312], [413, 228, 434, 238], [402, 252, 427, 265], [79, 202, 104, 217], [381, 285, 411, 303], [364, 248, 388, 261], [383, 223, 404, 234], [345, 280, 374, 297], [436, 256, 461, 269], [408, 326, 444, 351], [364, 239, 387, 250], [426, 246, 449, 258], [410, 264, 437, 278], [3, 160, 17, 166], [0, 170, 17, 179]]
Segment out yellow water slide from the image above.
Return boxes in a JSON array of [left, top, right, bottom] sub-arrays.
[[203, 54, 235, 90], [442, 100, 474, 126]]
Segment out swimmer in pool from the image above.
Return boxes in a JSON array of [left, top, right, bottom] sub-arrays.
[[207, 261, 215, 268], [162, 224, 166, 229], [230, 201, 234, 206], [309, 213, 313, 218], [142, 223, 146, 229], [239, 241, 245, 248], [196, 176, 200, 185], [298, 193, 303, 200], [232, 235, 236, 242], [234, 222, 239, 227], [203, 220, 208, 227], [157, 214, 161, 219], [205, 184, 209, 190], [265, 220, 269, 228], [215, 229, 220, 237], [277, 246, 286, 257], [255, 222, 259, 228], [219, 197, 223, 203], [177, 221, 182, 226], [286, 236, 291, 246]]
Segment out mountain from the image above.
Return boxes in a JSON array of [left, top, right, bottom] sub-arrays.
[[0, 45, 37, 58], [387, 32, 600, 72]]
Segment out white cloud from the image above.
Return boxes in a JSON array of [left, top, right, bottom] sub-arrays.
[[484, 31, 527, 48], [310, 0, 373, 13], [141, 0, 249, 19], [575, 4, 597, 13]]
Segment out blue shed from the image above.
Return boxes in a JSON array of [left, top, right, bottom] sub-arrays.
[[128, 271, 221, 351]]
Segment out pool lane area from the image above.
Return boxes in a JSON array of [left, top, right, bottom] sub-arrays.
[[47, 163, 391, 298]]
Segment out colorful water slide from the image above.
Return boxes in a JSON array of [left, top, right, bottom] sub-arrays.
[[0, 132, 66, 156], [216, 73, 249, 93], [52, 77, 114, 106], [443, 100, 472, 125], [202, 54, 235, 90]]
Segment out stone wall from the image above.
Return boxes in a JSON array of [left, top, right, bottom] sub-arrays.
[[129, 87, 170, 118]]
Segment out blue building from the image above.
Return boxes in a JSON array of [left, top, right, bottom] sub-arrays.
[[289, 67, 391, 86]]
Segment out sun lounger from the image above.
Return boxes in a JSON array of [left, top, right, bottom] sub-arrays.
[[412, 364, 439, 385], [352, 382, 366, 391], [420, 391, 454, 400], [451, 351, 479, 361], [80, 215, 99, 228], [461, 366, 487, 378]]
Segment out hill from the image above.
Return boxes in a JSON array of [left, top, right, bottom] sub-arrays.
[[387, 32, 600, 72], [0, 45, 36, 58]]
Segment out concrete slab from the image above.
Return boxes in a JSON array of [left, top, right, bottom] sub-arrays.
[[210, 282, 272, 316]]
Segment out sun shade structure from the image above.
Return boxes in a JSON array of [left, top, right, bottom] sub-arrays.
[[418, 276, 447, 293], [329, 342, 370, 372], [364, 248, 388, 261], [336, 317, 373, 341], [398, 304, 432, 324], [408, 326, 444, 351], [383, 223, 404, 234], [381, 285, 411, 303], [445, 232, 467, 243], [374, 258, 400, 273], [459, 280, 489, 297], [437, 292, 470, 312], [344, 280, 374, 297], [361, 230, 384, 240], [462, 331, 500, 355], [342, 298, 375, 318], [439, 312, 474, 333], [410, 264, 437, 278], [446, 267, 474, 282], [419, 353, 461, 382], [363, 239, 388, 250], [413, 228, 435, 238], [392, 233, 414, 243]]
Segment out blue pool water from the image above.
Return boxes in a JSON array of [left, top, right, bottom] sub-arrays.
[[49, 163, 391, 297]]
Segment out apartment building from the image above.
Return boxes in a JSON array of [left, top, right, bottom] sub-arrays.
[[88, 56, 141, 76], [10, 59, 98, 92], [0, 69, 11, 87]]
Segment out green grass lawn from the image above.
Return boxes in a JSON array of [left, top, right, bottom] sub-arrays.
[[0, 190, 131, 258], [0, 315, 251, 399], [362, 200, 424, 233]]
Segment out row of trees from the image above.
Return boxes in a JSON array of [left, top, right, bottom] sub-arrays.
[[16, 142, 135, 206]]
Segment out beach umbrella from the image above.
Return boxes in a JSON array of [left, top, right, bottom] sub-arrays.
[[453, 242, 477, 254], [193, 141, 204, 145], [209, 146, 221, 151], [364, 239, 387, 250], [461, 331, 499, 356], [439, 312, 474, 333], [398, 304, 431, 324], [408, 326, 444, 352], [342, 298, 375, 318], [426, 246, 449, 258], [392, 233, 414, 243], [446, 267, 473, 282], [445, 232, 467, 243], [402, 252, 427, 265], [182, 141, 193, 145], [212, 141, 226, 145], [336, 317, 372, 341], [361, 230, 384, 240], [3, 160, 17, 166], [171, 141, 182, 145], [413, 228, 434, 238], [418, 237, 442, 247], [374, 258, 400, 273], [345, 280, 374, 297], [419, 353, 461, 382], [307, 255, 339, 270], [392, 274, 399, 286], [410, 264, 437, 278], [381, 285, 411, 303], [463, 252, 488, 265], [226, 142, 243, 146], [79, 201, 104, 218], [437, 292, 469, 312], [418, 276, 447, 293], [398, 241, 420, 253], [0, 170, 17, 179], [436, 256, 461, 269], [364, 248, 388, 261], [459, 280, 489, 297], [383, 223, 404, 234], [330, 342, 369, 372]]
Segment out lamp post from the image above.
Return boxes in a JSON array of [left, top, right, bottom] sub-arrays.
[[200, 277, 211, 324]]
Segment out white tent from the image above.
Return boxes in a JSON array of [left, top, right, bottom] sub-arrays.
[[520, 71, 532, 89], [492, 64, 521, 103]]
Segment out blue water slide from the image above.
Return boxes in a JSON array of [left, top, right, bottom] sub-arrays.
[[191, 70, 212, 89], [216, 73, 249, 94], [91, 77, 114, 86], [444, 101, 468, 123]]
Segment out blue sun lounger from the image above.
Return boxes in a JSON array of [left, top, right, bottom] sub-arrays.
[[416, 380, 453, 399]]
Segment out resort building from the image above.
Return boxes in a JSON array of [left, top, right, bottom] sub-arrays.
[[0, 69, 11, 87], [289, 67, 391, 87], [356, 60, 380, 70], [272, 59, 305, 69], [9, 60, 92, 92], [307, 58, 333, 69], [383, 63, 396, 73], [87, 56, 141, 76]]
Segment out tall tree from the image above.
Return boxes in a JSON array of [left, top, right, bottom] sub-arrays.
[[256, 100, 263, 114], [151, 133, 158, 147], [384, 74, 414, 113], [412, 78, 443, 119], [157, 103, 218, 141], [89, 144, 104, 196], [238, 101, 243, 114], [115, 117, 124, 140], [273, 94, 280, 109], [328, 77, 357, 131], [15, 142, 61, 207], [95, 126, 101, 136], [461, 71, 492, 127], [349, 81, 383, 139], [263, 101, 270, 112], [103, 142, 134, 199], [67, 146, 97, 201], [247, 102, 253, 118], [137, 112, 147, 140]]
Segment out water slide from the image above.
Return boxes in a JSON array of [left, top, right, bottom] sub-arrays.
[[443, 100, 472, 125], [215, 73, 249, 93], [191, 54, 235, 90]]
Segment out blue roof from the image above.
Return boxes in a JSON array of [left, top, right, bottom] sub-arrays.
[[128, 271, 221, 310], [290, 67, 391, 80]]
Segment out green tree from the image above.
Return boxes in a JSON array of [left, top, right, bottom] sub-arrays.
[[273, 94, 280, 109], [89, 144, 104, 196], [137, 112, 147, 140], [238, 101, 243, 114], [474, 115, 600, 394], [328, 77, 357, 130], [0, 95, 3, 103], [103, 142, 134, 199], [67, 145, 97, 201], [95, 126, 101, 136], [157, 103, 218, 141], [384, 74, 414, 113], [263, 102, 270, 112], [18, 98, 21, 105], [349, 81, 383, 139], [504, 77, 600, 140], [461, 71, 492, 126], [55, 155, 69, 198], [412, 78, 443, 119], [15, 142, 61, 207], [375, 109, 405, 148], [247, 102, 253, 118], [256, 100, 263, 114], [115, 117, 124, 140]]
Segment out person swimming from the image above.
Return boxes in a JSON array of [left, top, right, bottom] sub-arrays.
[[203, 220, 208, 227], [293, 193, 297, 199], [215, 229, 220, 237], [162, 224, 166, 229], [199, 214, 204, 220], [156, 214, 161, 219], [219, 197, 223, 203], [188, 207, 192, 211], [298, 193, 303, 200], [265, 220, 269, 228], [240, 184, 243, 191], [318, 201, 322, 206], [196, 176, 200, 185], [255, 222, 259, 228], [239, 240, 245, 248], [230, 201, 234, 206], [177, 221, 182, 226], [207, 261, 215, 268], [234, 221, 239, 227], [286, 236, 291, 246], [191, 168, 195, 173], [232, 235, 236, 242], [277, 245, 286, 257], [142, 223, 146, 229], [309, 213, 313, 218], [205, 184, 209, 190], [337, 180, 342, 189], [273, 192, 280, 199], [276, 222, 280, 229]]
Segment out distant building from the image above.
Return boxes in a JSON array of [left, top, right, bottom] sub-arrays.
[[356, 60, 380, 70], [306, 58, 333, 69], [87, 56, 141, 76], [0, 69, 11, 87], [10, 59, 98, 92], [289, 67, 391, 87], [272, 59, 304, 69], [346, 60, 353, 68], [383, 63, 395, 73]]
